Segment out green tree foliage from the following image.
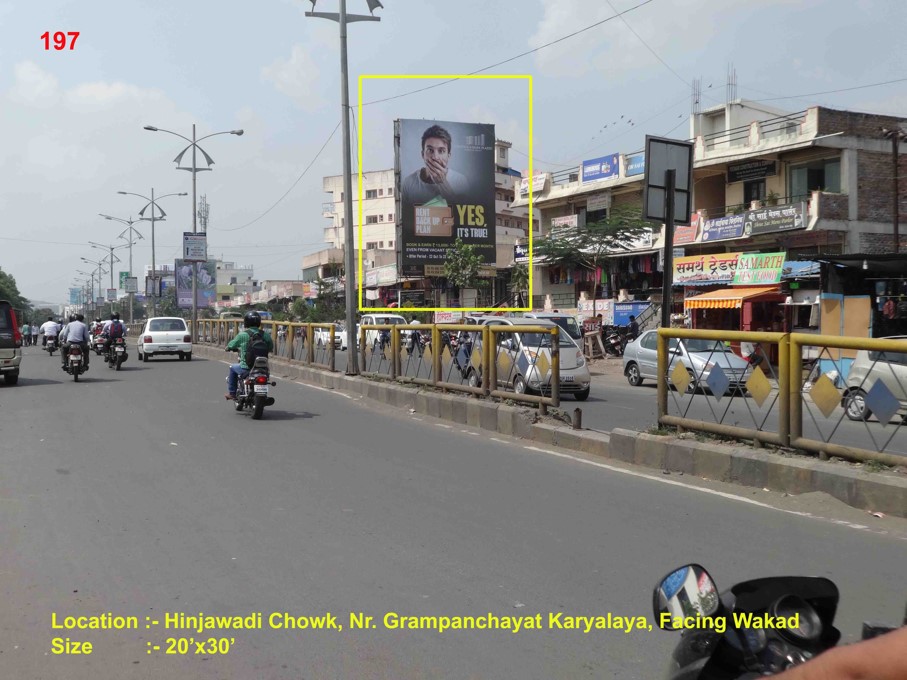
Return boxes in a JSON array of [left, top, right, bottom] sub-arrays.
[[510, 262, 529, 307], [0, 268, 32, 314], [155, 286, 181, 317], [444, 237, 485, 290]]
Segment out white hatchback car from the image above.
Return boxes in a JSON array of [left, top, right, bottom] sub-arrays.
[[138, 317, 192, 362]]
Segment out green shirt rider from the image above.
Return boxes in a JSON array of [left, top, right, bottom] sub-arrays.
[[225, 311, 274, 399]]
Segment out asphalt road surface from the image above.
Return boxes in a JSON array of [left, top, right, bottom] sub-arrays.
[[2, 345, 906, 679]]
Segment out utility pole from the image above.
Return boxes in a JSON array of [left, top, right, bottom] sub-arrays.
[[881, 127, 906, 254], [306, 0, 382, 375], [101, 214, 145, 323]]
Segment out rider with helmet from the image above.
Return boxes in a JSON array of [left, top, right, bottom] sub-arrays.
[[100, 312, 126, 358], [224, 311, 274, 399], [60, 313, 90, 370]]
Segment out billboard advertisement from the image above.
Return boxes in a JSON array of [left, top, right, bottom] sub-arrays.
[[396, 118, 496, 277], [174, 259, 217, 309], [581, 153, 619, 183], [69, 288, 81, 305]]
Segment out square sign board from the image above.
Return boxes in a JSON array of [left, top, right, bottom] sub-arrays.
[[183, 232, 208, 263], [643, 135, 694, 226]]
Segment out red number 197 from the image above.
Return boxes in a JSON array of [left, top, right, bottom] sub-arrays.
[[41, 31, 79, 50]]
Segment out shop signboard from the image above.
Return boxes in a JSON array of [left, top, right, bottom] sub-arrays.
[[434, 311, 463, 323], [673, 213, 700, 245], [424, 264, 445, 277], [376, 264, 398, 285], [396, 118, 496, 277], [398, 290, 426, 306], [613, 302, 650, 326], [731, 251, 785, 286], [581, 153, 619, 183], [586, 192, 612, 212], [513, 243, 530, 264], [576, 298, 613, 325], [626, 153, 645, 177], [701, 213, 745, 242], [727, 159, 777, 184], [365, 269, 378, 287], [673, 252, 742, 285], [519, 172, 548, 196], [744, 202, 806, 236]]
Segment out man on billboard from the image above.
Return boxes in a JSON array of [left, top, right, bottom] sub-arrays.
[[401, 124, 470, 205]]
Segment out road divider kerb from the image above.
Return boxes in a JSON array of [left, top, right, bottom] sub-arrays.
[[196, 344, 907, 518]]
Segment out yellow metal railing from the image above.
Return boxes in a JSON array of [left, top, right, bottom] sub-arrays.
[[657, 329, 907, 465]]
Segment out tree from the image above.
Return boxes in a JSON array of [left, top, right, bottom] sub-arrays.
[[533, 205, 653, 314], [510, 262, 529, 307], [0, 268, 32, 316], [444, 237, 485, 290], [155, 286, 181, 317]]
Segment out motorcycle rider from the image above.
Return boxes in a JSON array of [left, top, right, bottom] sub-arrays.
[[100, 313, 125, 358], [224, 311, 274, 400], [60, 313, 90, 371], [39, 316, 60, 348]]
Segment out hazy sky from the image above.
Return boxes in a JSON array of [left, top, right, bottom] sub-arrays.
[[2, 0, 905, 304]]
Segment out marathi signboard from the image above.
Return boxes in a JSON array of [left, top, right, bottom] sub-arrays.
[[626, 153, 645, 177], [673, 213, 700, 245], [183, 232, 208, 263], [175, 259, 217, 309], [731, 251, 785, 286], [673, 252, 742, 285], [551, 215, 578, 229], [513, 243, 530, 264], [396, 119, 496, 277], [519, 172, 548, 196], [744, 202, 806, 236], [581, 153, 619, 183], [701, 213, 745, 242], [586, 192, 612, 212], [727, 159, 777, 184]]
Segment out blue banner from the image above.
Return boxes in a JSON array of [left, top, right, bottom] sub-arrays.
[[613, 302, 651, 326], [701, 214, 745, 242], [581, 153, 619, 183], [626, 153, 645, 177]]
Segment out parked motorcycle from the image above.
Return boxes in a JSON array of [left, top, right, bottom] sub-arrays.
[[107, 337, 128, 371], [231, 354, 276, 420], [64, 345, 85, 382], [653, 563, 905, 679], [604, 329, 625, 357]]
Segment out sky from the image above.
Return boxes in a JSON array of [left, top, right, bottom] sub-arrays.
[[1, 0, 905, 305]]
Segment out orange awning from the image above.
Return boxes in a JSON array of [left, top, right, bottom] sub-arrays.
[[685, 287, 779, 310]]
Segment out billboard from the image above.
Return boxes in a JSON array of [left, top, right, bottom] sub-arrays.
[[69, 288, 81, 305], [581, 153, 619, 183], [119, 271, 129, 289], [174, 259, 217, 309], [396, 118, 496, 277]]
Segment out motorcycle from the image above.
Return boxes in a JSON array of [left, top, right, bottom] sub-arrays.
[[653, 563, 906, 679], [106, 337, 128, 371], [405, 329, 427, 358], [64, 345, 85, 382], [604, 329, 625, 357], [45, 336, 58, 356], [91, 330, 105, 355], [230, 352, 276, 420]]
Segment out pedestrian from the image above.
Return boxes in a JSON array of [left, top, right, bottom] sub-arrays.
[[30, 323, 38, 346], [628, 315, 639, 341]]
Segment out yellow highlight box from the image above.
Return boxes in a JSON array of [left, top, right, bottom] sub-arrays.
[[357, 74, 534, 313]]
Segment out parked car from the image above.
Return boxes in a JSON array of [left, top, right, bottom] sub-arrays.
[[468, 318, 591, 400], [842, 336, 907, 422], [0, 300, 23, 385], [138, 317, 192, 361], [314, 324, 344, 350], [622, 330, 751, 394], [521, 312, 584, 342]]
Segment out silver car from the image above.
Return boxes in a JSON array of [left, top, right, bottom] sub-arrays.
[[842, 336, 907, 422], [623, 330, 751, 394]]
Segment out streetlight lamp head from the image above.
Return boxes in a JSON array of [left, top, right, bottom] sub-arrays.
[[144, 125, 158, 131], [366, 0, 384, 14], [232, 130, 244, 136], [179, 192, 188, 196], [117, 191, 127, 195]]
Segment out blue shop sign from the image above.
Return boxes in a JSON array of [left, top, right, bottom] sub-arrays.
[[701, 213, 745, 242], [514, 243, 530, 264], [613, 301, 651, 325], [626, 153, 645, 177], [582, 153, 619, 183]]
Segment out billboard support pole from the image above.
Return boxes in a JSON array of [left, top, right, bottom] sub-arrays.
[[151, 187, 157, 317], [339, 0, 359, 375], [661, 169, 675, 330]]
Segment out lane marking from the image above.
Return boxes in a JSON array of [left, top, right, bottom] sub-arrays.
[[435, 424, 452, 429], [521, 446, 905, 540]]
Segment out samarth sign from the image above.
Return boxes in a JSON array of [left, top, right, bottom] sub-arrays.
[[731, 251, 785, 286]]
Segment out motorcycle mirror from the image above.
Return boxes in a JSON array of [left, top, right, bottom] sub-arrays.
[[653, 564, 720, 630]]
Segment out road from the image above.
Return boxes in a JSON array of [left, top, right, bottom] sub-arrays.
[[306, 345, 907, 457], [4, 345, 905, 679]]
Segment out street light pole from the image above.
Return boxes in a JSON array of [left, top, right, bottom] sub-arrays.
[[88, 241, 126, 310], [118, 190, 187, 317], [100, 214, 145, 324], [306, 0, 381, 376], [881, 127, 906, 254], [143, 124, 242, 337]]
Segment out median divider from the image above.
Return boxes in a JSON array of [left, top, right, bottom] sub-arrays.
[[191, 341, 907, 519]]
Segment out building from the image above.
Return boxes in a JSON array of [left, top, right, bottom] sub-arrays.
[[512, 100, 907, 336], [215, 261, 258, 304], [303, 139, 537, 307]]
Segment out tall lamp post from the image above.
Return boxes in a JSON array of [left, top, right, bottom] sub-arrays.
[[881, 127, 907, 255], [100, 214, 145, 323], [143, 125, 243, 336], [306, 0, 382, 376], [89, 241, 128, 298], [81, 258, 109, 315], [76, 270, 95, 316], [118, 191, 187, 316]]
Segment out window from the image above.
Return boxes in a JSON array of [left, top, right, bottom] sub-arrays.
[[498, 147, 505, 159], [496, 192, 503, 200], [365, 189, 378, 199], [389, 240, 393, 248], [366, 215, 379, 224], [379, 241, 384, 248], [744, 179, 766, 204], [388, 188, 393, 196], [641, 333, 657, 350], [230, 276, 237, 285], [366, 241, 378, 250], [388, 213, 394, 222], [587, 207, 608, 223], [789, 157, 841, 201], [497, 217, 503, 226]]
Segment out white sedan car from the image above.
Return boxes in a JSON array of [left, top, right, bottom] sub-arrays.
[[138, 317, 193, 362]]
